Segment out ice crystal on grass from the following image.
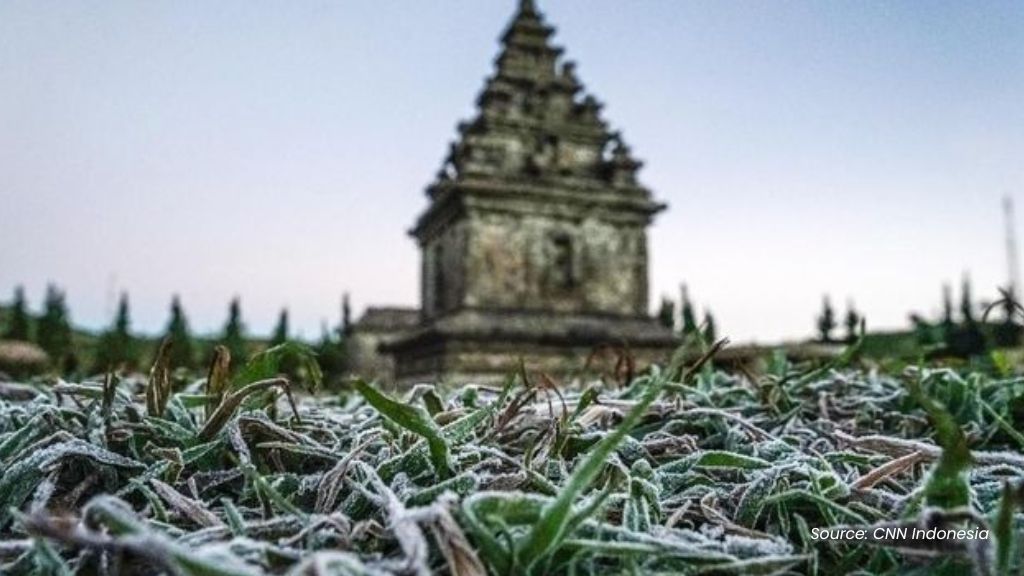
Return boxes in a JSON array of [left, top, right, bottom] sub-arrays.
[[1, 346, 1024, 574]]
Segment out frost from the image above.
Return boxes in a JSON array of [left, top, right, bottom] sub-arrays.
[[2, 364, 1024, 574]]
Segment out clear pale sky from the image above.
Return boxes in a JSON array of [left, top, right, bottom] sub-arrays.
[[2, 1, 1022, 342]]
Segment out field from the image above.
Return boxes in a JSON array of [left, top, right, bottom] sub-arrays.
[[1, 341, 1023, 575]]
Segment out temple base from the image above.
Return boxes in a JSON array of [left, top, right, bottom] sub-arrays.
[[384, 309, 679, 386]]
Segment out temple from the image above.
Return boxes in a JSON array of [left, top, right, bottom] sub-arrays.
[[352, 0, 678, 384]]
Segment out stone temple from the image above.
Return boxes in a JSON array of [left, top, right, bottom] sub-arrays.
[[348, 0, 678, 384]]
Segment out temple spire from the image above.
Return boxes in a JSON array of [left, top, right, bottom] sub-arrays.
[[424, 0, 655, 194], [500, 0, 555, 52]]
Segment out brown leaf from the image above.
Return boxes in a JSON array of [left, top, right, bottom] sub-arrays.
[[146, 338, 173, 418], [150, 479, 224, 528], [198, 377, 297, 442], [852, 451, 925, 490], [430, 503, 487, 576], [205, 345, 231, 419]]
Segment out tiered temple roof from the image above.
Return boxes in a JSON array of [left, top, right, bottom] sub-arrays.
[[414, 0, 659, 240]]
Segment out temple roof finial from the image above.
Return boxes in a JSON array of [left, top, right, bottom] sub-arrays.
[[519, 0, 538, 16]]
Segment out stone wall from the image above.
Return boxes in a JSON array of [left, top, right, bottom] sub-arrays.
[[461, 210, 647, 316], [345, 307, 420, 385], [346, 330, 397, 383], [422, 219, 468, 319], [393, 337, 672, 386]]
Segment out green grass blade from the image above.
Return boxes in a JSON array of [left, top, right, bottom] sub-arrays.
[[516, 376, 665, 573], [354, 379, 453, 479]]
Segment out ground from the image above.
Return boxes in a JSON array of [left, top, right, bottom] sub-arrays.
[[0, 341, 1022, 575]]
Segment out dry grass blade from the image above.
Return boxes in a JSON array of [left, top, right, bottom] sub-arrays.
[[20, 511, 177, 573], [205, 345, 232, 419], [150, 479, 225, 528], [852, 451, 924, 490], [429, 498, 487, 576], [314, 437, 375, 514], [198, 377, 296, 442], [835, 430, 1024, 467], [678, 337, 729, 383], [146, 338, 173, 418]]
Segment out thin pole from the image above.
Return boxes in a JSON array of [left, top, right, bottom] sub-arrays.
[[1004, 195, 1020, 301]]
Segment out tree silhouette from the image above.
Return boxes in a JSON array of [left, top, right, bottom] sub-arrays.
[[271, 308, 289, 346], [36, 284, 74, 372], [656, 297, 675, 330], [945, 275, 985, 357], [941, 283, 954, 327], [4, 285, 31, 341], [816, 295, 837, 343], [220, 297, 248, 367], [342, 293, 352, 335], [316, 321, 347, 386], [843, 301, 861, 342], [680, 285, 698, 336], [960, 275, 975, 324], [703, 311, 717, 344], [94, 293, 138, 372], [163, 295, 195, 369]]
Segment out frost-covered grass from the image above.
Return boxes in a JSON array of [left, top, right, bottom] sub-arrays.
[[1, 341, 1023, 575]]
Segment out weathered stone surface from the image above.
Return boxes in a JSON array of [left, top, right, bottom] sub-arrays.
[[424, 209, 651, 318], [345, 307, 419, 383], [352, 0, 679, 384]]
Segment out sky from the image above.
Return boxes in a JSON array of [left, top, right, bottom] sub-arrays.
[[1, 0, 1022, 343]]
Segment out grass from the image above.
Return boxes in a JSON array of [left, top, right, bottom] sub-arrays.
[[0, 340, 1023, 575]]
